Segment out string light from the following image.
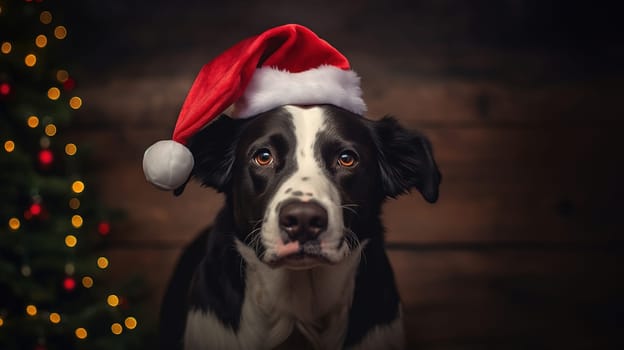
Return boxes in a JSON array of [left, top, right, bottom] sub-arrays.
[[111, 323, 123, 335], [35, 34, 47, 48], [72, 180, 85, 194], [65, 234, 77, 248], [4, 140, 15, 152], [69, 96, 82, 109], [8, 217, 20, 230], [75, 327, 87, 340], [38, 149, 54, 166], [24, 54, 37, 67], [65, 143, 77, 156], [54, 26, 67, 40], [40, 11, 53, 24], [69, 197, 80, 209], [49, 312, 61, 324], [0, 42, 10, 54], [56, 69, 69, 83], [44, 124, 57, 137], [97, 257, 109, 269], [81, 276, 94, 288], [124, 316, 137, 330], [47, 87, 60, 100], [71, 215, 83, 228], [98, 221, 111, 235], [0, 317, 3, 327], [27, 115, 39, 128], [63, 276, 76, 291], [26, 305, 37, 316], [107, 294, 119, 307]]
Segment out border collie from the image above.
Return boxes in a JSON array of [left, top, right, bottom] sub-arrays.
[[159, 104, 440, 349]]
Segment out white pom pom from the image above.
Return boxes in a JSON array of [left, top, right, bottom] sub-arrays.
[[142, 140, 194, 191]]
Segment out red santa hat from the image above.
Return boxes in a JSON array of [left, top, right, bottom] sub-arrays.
[[143, 24, 366, 190]]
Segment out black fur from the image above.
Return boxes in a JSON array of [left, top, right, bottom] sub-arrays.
[[159, 105, 440, 349]]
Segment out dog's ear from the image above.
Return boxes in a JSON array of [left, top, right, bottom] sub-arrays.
[[372, 116, 441, 203], [180, 115, 248, 194]]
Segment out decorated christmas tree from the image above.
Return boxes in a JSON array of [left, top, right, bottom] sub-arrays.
[[1, 1, 149, 349]]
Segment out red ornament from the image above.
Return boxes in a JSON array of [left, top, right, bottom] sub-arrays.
[[38, 149, 54, 166], [0, 83, 10, 95], [97, 221, 111, 236], [63, 78, 75, 91], [63, 276, 76, 291], [29, 203, 42, 216]]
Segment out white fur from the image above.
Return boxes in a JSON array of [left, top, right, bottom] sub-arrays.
[[184, 241, 365, 349], [260, 106, 348, 265], [231, 66, 366, 119]]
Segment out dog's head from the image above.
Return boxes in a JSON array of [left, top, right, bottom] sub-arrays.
[[185, 105, 440, 269]]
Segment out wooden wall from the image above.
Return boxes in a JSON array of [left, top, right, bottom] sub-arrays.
[[65, 1, 623, 348]]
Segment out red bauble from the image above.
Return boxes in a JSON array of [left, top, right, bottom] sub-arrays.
[[29, 203, 42, 216], [63, 78, 76, 91], [63, 276, 76, 291], [38, 149, 54, 166], [98, 221, 111, 236], [0, 83, 10, 95]]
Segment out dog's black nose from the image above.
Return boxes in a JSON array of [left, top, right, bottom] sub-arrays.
[[279, 201, 328, 243]]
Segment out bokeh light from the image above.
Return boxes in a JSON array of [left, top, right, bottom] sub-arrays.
[[27, 115, 39, 128], [75, 328, 87, 339], [72, 180, 85, 193], [26, 305, 37, 316], [56, 69, 69, 83], [69, 96, 82, 109], [47, 87, 60, 100], [54, 26, 67, 39], [24, 54, 36, 67], [124, 317, 138, 330], [35, 34, 47, 48], [71, 215, 83, 228], [4, 140, 15, 153], [82, 276, 94, 288], [44, 124, 57, 137], [65, 143, 77, 156], [49, 312, 61, 324], [97, 257, 109, 269], [111, 323, 123, 335], [8, 217, 20, 230], [65, 234, 77, 248], [40, 11, 52, 24], [1, 42, 11, 54], [69, 197, 80, 209], [107, 294, 119, 307]]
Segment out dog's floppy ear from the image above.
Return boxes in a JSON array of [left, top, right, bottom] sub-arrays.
[[181, 115, 248, 194], [372, 116, 441, 203]]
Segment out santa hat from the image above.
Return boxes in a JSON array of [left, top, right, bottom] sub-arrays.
[[143, 24, 366, 191]]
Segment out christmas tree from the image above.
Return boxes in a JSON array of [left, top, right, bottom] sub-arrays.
[[1, 1, 149, 349]]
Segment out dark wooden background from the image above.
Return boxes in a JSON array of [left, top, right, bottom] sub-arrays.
[[62, 1, 623, 348]]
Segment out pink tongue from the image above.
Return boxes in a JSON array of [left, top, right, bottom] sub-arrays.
[[276, 241, 300, 257]]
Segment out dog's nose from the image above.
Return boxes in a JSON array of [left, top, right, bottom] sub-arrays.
[[279, 201, 328, 243]]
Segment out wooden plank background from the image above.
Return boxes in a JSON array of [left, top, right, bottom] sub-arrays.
[[62, 1, 623, 348]]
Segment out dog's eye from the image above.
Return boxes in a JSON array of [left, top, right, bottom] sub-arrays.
[[337, 151, 358, 168], [253, 149, 274, 166]]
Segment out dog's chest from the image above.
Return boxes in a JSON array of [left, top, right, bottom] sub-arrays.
[[243, 243, 361, 348]]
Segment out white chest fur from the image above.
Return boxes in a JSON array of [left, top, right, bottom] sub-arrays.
[[184, 241, 363, 350]]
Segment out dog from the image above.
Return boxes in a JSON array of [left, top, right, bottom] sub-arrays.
[[159, 104, 441, 349]]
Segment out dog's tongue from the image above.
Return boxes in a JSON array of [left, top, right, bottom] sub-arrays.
[[277, 241, 300, 257]]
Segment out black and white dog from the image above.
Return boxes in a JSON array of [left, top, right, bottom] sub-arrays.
[[159, 104, 440, 349]]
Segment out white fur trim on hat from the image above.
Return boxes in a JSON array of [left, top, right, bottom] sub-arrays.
[[143, 140, 194, 190], [231, 65, 366, 118]]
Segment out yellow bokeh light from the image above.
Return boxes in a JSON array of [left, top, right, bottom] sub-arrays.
[[25, 54, 37, 67], [65, 234, 77, 248], [72, 180, 85, 194], [69, 197, 81, 209], [47, 87, 61, 100], [35, 34, 47, 48], [45, 124, 57, 137], [107, 294, 119, 307], [27, 115, 39, 128], [124, 317, 137, 330], [65, 143, 78, 156], [4, 140, 15, 153], [97, 257, 109, 269], [71, 215, 83, 228], [111, 322, 123, 335], [75, 327, 88, 339], [8, 217, 20, 230], [82, 276, 94, 288], [40, 11, 53, 24], [69, 96, 82, 110], [49, 312, 61, 324], [54, 26, 67, 40], [56, 69, 69, 83], [0, 317, 3, 327], [26, 305, 37, 316], [1, 42, 11, 54]]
